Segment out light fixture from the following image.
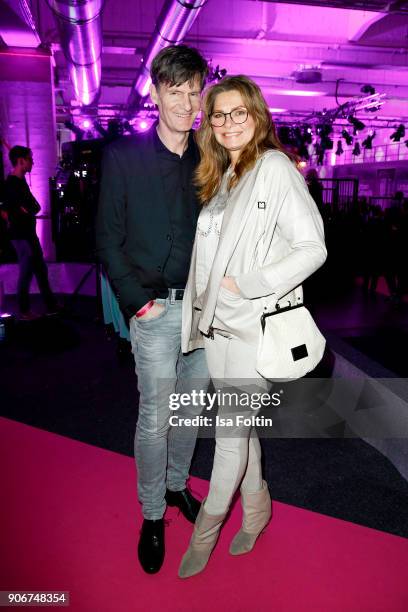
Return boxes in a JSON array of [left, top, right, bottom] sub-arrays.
[[317, 123, 333, 151], [335, 140, 344, 156], [64, 120, 84, 142], [93, 120, 108, 137], [303, 126, 313, 144], [362, 131, 376, 150], [341, 129, 353, 146], [352, 141, 361, 156], [269, 89, 323, 97], [123, 120, 136, 135], [348, 115, 365, 135], [390, 124, 405, 142], [207, 62, 227, 84], [360, 84, 375, 96]]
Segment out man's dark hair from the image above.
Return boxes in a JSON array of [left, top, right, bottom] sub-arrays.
[[9, 145, 32, 167], [150, 45, 208, 90]]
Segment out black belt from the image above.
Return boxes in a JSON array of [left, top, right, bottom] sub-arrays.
[[168, 288, 185, 301]]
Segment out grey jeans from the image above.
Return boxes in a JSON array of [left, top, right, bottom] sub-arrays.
[[129, 297, 209, 520]]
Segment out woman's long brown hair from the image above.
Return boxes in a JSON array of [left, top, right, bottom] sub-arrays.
[[195, 75, 296, 204]]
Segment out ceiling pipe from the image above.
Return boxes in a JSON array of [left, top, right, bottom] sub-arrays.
[[126, 0, 207, 114], [0, 0, 41, 47], [46, 0, 104, 106]]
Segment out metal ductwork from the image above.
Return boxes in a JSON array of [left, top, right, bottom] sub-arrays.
[[46, 0, 104, 106], [127, 0, 207, 114], [0, 0, 41, 47]]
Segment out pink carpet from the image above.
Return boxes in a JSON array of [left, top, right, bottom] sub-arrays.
[[1, 417, 407, 612]]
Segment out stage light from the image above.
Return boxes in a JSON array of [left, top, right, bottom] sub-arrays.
[[335, 140, 344, 156], [361, 84, 375, 96], [301, 126, 313, 144], [207, 63, 228, 84], [341, 129, 353, 146], [82, 119, 91, 129], [139, 121, 148, 130], [390, 124, 405, 142], [317, 123, 333, 151], [352, 141, 361, 156], [64, 120, 84, 142], [362, 131, 376, 150], [123, 121, 136, 135], [348, 115, 365, 135], [268, 88, 323, 97], [93, 120, 108, 137]]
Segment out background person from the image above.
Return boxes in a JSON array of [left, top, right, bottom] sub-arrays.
[[180, 75, 327, 578], [3, 146, 58, 319]]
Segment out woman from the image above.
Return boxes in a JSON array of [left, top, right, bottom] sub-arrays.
[[180, 76, 327, 578]]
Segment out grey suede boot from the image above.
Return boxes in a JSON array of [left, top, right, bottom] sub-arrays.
[[229, 480, 271, 555], [178, 500, 227, 578]]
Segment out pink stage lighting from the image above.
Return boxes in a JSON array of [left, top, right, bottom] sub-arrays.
[[271, 89, 323, 97]]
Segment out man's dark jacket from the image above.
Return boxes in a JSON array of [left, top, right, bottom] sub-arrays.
[[95, 129, 200, 319]]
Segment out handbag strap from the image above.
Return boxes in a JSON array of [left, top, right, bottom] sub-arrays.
[[257, 155, 303, 311]]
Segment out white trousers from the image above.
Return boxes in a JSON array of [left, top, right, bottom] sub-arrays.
[[203, 332, 269, 515]]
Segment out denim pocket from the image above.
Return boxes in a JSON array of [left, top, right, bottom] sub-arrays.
[[135, 301, 169, 325]]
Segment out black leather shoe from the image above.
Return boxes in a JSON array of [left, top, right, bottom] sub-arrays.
[[165, 488, 201, 524], [138, 519, 165, 574]]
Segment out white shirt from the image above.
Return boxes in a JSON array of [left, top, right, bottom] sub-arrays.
[[195, 171, 231, 296]]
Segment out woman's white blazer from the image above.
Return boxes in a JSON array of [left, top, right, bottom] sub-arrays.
[[182, 150, 327, 353]]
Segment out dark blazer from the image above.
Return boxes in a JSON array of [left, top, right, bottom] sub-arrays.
[[95, 128, 200, 319]]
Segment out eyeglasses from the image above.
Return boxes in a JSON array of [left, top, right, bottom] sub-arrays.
[[209, 108, 249, 127]]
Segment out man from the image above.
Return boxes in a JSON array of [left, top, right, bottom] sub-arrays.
[[3, 146, 58, 319], [96, 45, 209, 574]]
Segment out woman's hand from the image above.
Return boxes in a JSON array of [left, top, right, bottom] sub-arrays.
[[221, 276, 240, 295]]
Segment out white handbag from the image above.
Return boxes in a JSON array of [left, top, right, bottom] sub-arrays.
[[254, 181, 326, 381], [256, 288, 326, 381]]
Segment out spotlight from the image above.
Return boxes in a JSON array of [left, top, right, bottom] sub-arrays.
[[341, 129, 353, 146], [82, 119, 91, 129], [335, 140, 344, 156], [362, 131, 376, 150], [352, 141, 361, 156], [303, 126, 313, 144], [317, 123, 333, 151], [361, 84, 375, 96], [348, 115, 365, 135], [207, 62, 227, 84], [390, 124, 405, 142], [64, 120, 84, 142], [93, 120, 108, 137], [123, 120, 136, 135]]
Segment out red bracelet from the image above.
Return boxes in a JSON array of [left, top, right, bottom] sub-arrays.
[[135, 300, 154, 318]]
